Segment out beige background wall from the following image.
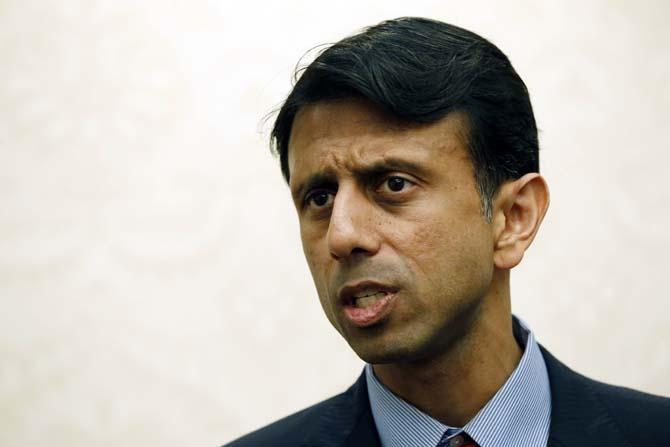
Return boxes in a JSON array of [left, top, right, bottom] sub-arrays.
[[1, 0, 668, 445]]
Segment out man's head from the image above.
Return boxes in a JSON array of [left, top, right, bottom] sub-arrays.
[[273, 17, 549, 364], [272, 17, 539, 222]]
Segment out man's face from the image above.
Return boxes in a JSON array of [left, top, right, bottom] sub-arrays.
[[288, 98, 496, 364]]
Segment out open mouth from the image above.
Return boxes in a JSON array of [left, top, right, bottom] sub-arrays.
[[351, 290, 389, 308], [339, 280, 397, 305], [338, 281, 398, 327]]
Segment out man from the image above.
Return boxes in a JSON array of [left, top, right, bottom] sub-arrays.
[[226, 17, 669, 447]]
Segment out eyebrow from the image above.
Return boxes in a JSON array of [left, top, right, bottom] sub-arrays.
[[290, 156, 429, 202]]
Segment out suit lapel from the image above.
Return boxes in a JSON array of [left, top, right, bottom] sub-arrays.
[[302, 371, 381, 447], [541, 346, 633, 447], [344, 395, 381, 447], [300, 339, 632, 446]]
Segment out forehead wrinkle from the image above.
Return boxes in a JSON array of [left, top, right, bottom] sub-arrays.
[[289, 139, 354, 201], [289, 101, 470, 189], [302, 133, 380, 171], [289, 98, 418, 166], [296, 130, 440, 188]]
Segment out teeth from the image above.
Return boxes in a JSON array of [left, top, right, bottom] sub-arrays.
[[354, 292, 386, 308], [353, 290, 384, 299]]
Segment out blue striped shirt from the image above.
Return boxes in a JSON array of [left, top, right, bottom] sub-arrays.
[[365, 317, 551, 447]]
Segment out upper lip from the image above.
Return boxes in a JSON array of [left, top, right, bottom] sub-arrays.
[[338, 280, 397, 305]]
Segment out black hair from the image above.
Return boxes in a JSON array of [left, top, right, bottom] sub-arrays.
[[270, 17, 539, 221]]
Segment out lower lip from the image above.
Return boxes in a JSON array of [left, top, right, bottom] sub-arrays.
[[343, 293, 396, 328]]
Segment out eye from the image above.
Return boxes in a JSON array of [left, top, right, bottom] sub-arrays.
[[379, 176, 412, 193], [305, 191, 334, 209]]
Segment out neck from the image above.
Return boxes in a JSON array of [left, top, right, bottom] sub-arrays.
[[372, 269, 522, 427]]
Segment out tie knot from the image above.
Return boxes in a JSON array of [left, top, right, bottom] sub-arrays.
[[436, 431, 479, 447]]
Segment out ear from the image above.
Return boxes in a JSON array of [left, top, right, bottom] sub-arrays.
[[491, 173, 550, 269]]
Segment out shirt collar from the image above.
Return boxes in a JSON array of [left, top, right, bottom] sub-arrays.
[[365, 316, 552, 447]]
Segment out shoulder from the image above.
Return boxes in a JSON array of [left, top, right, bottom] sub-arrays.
[[586, 376, 670, 441], [222, 387, 355, 447], [540, 345, 670, 444]]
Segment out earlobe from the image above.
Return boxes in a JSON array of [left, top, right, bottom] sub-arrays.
[[492, 173, 550, 270]]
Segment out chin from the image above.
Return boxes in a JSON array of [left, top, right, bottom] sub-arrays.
[[353, 348, 408, 365], [346, 331, 433, 365], [346, 317, 473, 366]]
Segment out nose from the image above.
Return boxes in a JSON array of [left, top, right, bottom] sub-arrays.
[[327, 186, 381, 260]]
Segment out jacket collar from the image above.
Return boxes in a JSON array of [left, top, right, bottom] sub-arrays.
[[541, 345, 632, 447], [301, 371, 381, 447], [303, 330, 630, 447]]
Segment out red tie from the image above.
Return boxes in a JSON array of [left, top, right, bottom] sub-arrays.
[[436, 432, 479, 447]]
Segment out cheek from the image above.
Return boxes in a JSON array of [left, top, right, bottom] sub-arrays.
[[301, 240, 340, 331], [393, 212, 493, 291], [300, 224, 319, 264], [301, 233, 332, 300], [395, 211, 463, 254]]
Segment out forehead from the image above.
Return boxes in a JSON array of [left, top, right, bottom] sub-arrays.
[[287, 98, 469, 182]]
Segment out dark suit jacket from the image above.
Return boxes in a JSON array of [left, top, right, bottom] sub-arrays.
[[225, 346, 670, 446]]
